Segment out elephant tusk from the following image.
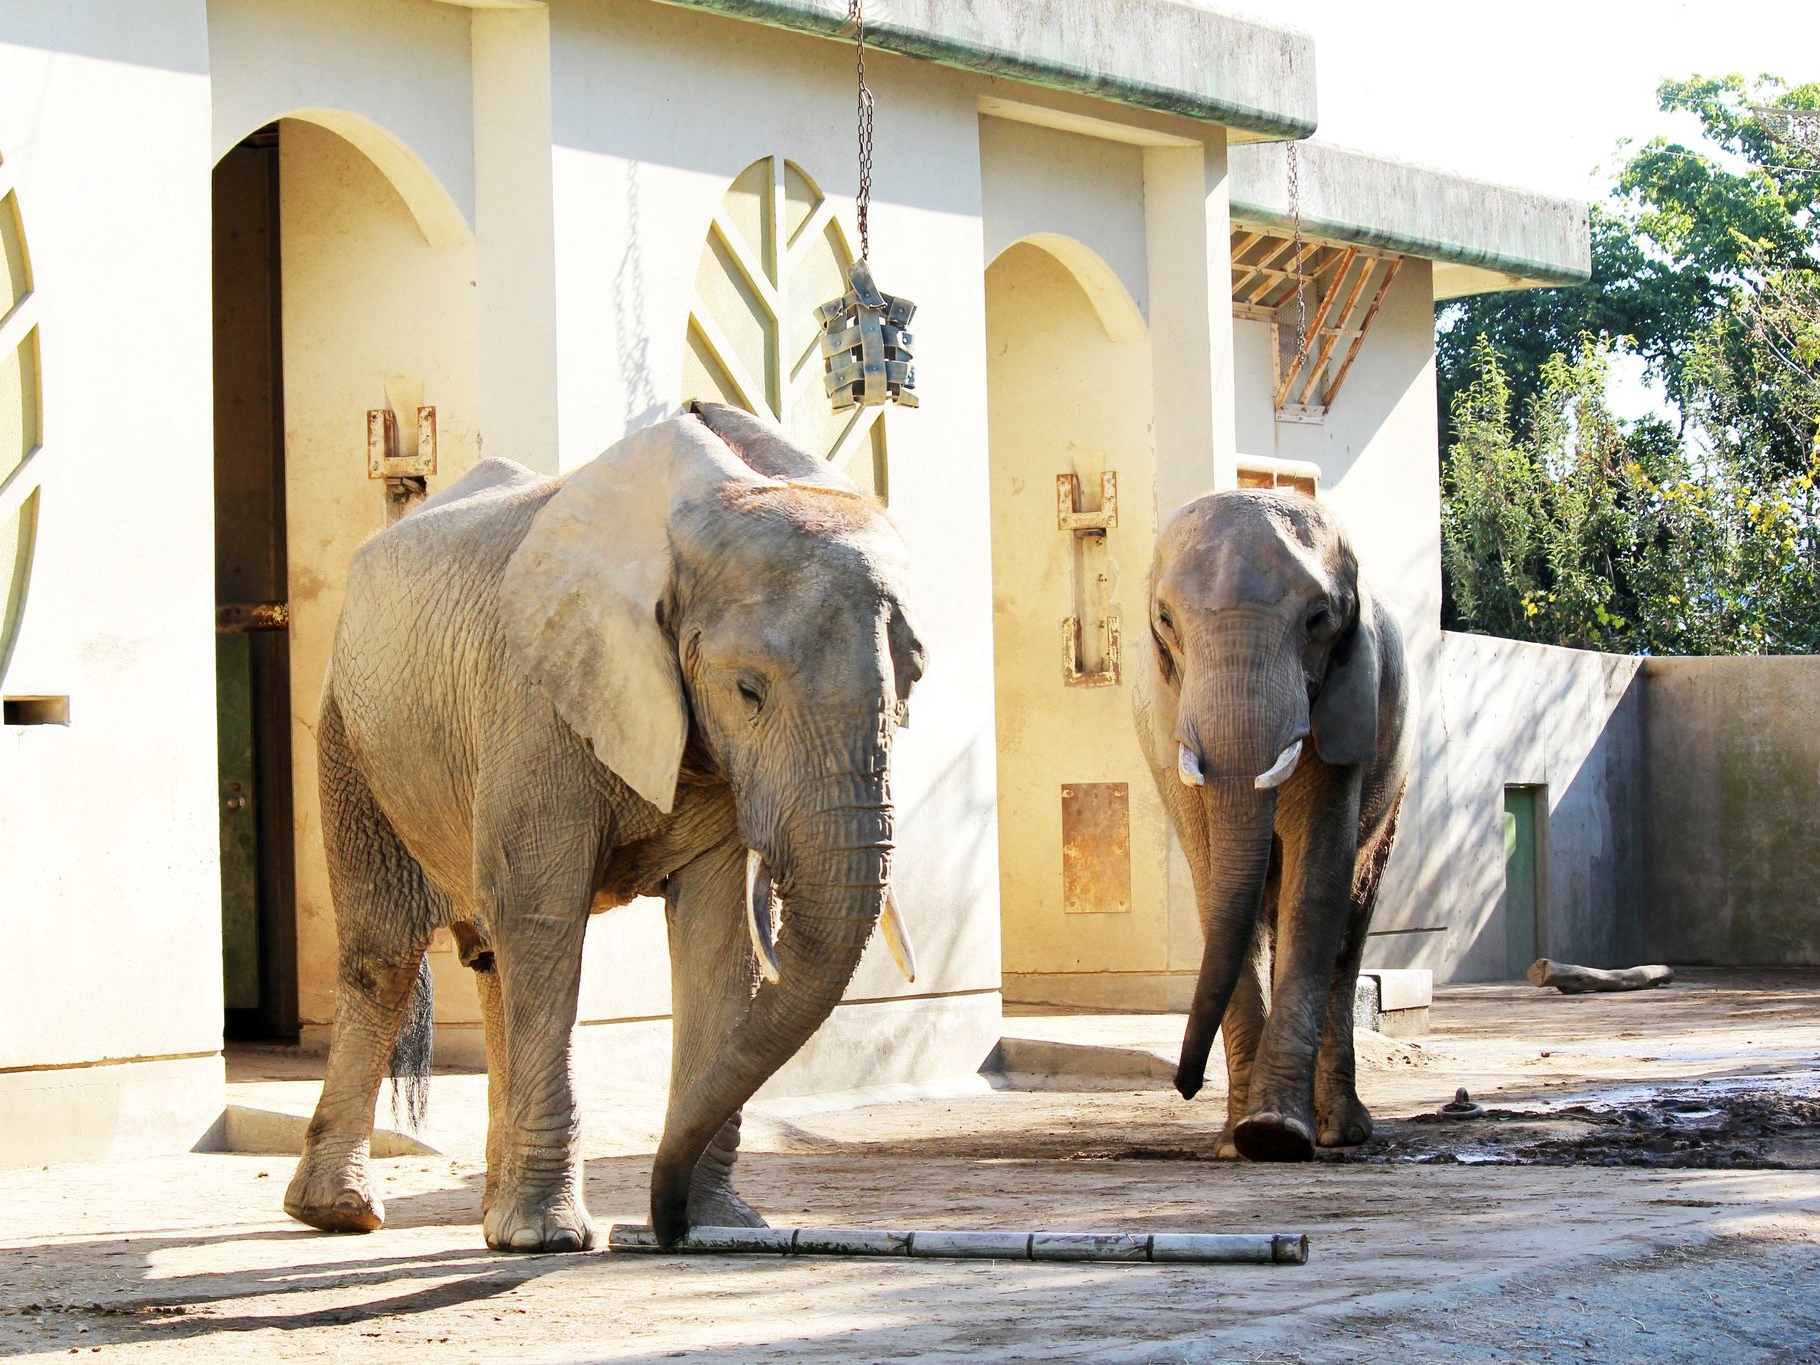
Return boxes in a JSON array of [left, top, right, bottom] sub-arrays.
[[1254, 739, 1304, 791], [880, 887, 918, 984], [745, 850, 782, 985], [1177, 744, 1206, 787]]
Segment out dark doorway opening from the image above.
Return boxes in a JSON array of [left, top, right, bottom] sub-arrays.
[[214, 124, 298, 1042]]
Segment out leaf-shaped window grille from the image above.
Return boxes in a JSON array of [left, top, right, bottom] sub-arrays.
[[0, 148, 42, 684], [683, 156, 889, 500]]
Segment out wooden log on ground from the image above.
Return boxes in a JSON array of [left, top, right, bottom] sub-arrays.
[[1527, 959, 1674, 994]]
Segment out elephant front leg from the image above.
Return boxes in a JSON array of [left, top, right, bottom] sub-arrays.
[[664, 839, 767, 1230], [1217, 917, 1271, 1160], [480, 853, 598, 1253], [1234, 777, 1361, 1163]]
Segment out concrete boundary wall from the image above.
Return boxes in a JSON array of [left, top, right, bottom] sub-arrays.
[[1411, 634, 1646, 983], [1420, 637, 1820, 980], [1643, 657, 1820, 966]]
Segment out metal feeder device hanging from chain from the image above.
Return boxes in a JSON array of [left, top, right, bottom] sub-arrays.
[[816, 0, 918, 412]]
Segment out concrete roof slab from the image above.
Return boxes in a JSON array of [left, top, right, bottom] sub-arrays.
[[1230, 141, 1591, 295], [648, 0, 1317, 140]]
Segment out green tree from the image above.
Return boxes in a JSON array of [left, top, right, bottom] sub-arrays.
[[1438, 73, 1820, 655], [1436, 74, 1820, 463], [1443, 340, 1820, 655], [1442, 339, 1641, 650], [1436, 207, 1672, 448], [1621, 75, 1820, 471]]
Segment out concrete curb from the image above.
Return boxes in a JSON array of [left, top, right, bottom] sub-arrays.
[[217, 1105, 440, 1158]]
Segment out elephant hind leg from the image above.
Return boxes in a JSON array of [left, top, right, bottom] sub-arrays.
[[1312, 908, 1373, 1149], [1315, 799, 1403, 1149], [285, 693, 437, 1235]]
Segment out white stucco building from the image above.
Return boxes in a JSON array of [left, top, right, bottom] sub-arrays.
[[0, 0, 1593, 1165]]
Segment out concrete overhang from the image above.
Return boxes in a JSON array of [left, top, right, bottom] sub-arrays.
[[646, 0, 1317, 141], [1229, 141, 1591, 298]]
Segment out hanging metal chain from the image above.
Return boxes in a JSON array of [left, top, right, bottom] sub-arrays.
[[849, 0, 875, 260], [1286, 141, 1308, 363]]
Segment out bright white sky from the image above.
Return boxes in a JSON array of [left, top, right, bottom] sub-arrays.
[[1263, 0, 1819, 201], [1259, 0, 1819, 419]]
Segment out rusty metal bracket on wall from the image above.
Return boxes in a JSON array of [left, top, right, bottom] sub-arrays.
[[1056, 472, 1117, 532], [368, 406, 437, 523], [1057, 471, 1120, 687]]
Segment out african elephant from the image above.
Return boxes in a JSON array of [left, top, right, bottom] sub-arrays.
[[284, 402, 925, 1251], [1132, 490, 1411, 1162]]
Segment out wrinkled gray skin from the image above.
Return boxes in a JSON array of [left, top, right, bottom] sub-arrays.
[[284, 403, 924, 1251], [1132, 491, 1411, 1162]]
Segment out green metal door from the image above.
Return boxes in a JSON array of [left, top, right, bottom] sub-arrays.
[[217, 633, 260, 1009], [1503, 786, 1540, 979]]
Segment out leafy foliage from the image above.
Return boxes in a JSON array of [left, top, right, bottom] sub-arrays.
[[1439, 75, 1819, 459], [1443, 339, 1820, 655], [1438, 73, 1820, 655], [1436, 207, 1672, 449]]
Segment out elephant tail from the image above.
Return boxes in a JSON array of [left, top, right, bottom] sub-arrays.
[[388, 954, 434, 1132]]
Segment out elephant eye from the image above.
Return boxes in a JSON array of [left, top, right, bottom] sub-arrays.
[[736, 675, 766, 719], [1305, 603, 1332, 633], [1157, 607, 1176, 638]]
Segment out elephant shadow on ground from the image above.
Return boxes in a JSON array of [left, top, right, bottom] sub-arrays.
[[0, 1222, 574, 1345]]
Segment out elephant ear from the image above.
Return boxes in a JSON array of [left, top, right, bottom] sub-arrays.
[[501, 418, 759, 813], [1311, 583, 1382, 768], [687, 399, 858, 492]]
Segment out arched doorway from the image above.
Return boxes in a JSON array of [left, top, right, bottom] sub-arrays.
[[985, 237, 1185, 1011], [213, 124, 292, 1039], [211, 115, 479, 1043]]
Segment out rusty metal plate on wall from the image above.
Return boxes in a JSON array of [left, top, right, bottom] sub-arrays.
[[1061, 782, 1131, 915]]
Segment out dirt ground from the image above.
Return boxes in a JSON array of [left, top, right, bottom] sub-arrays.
[[2, 970, 1817, 1362]]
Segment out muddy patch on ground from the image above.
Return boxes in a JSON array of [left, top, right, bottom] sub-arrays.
[[1024, 1085, 1820, 1171], [1348, 1085, 1820, 1170]]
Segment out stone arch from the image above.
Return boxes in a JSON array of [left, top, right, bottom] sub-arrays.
[[208, 112, 481, 1041], [990, 232, 1148, 344], [984, 236, 1170, 1009], [214, 109, 472, 249]]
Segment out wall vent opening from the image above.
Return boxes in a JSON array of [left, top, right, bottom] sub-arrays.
[[5, 695, 68, 726]]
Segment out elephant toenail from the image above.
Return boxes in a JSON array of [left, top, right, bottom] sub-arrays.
[[509, 1228, 542, 1251]]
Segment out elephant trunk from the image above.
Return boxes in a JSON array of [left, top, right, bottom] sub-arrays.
[[1172, 629, 1302, 1101], [1175, 780, 1277, 1101], [650, 774, 890, 1246]]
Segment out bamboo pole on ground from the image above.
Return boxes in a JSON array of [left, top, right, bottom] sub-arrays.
[[608, 1225, 1309, 1264]]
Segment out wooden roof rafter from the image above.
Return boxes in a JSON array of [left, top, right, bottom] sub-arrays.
[[1228, 226, 1402, 422]]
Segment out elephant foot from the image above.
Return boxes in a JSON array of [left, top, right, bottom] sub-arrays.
[[285, 1147, 384, 1233], [687, 1171, 768, 1230], [483, 1184, 595, 1254], [1316, 1092, 1373, 1148], [1233, 1110, 1316, 1163]]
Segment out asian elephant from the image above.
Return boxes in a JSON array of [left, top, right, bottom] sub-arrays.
[[284, 401, 925, 1252], [1132, 490, 1411, 1162]]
